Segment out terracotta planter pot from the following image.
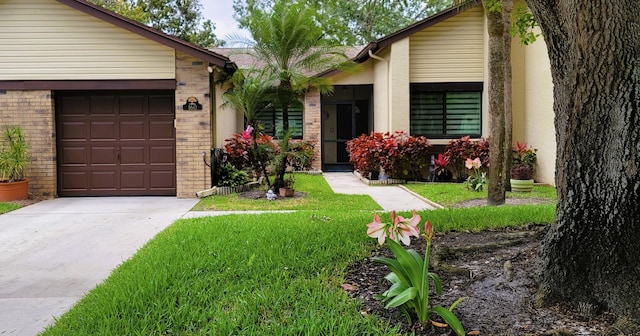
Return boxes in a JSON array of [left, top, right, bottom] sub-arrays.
[[0, 179, 29, 201], [510, 179, 533, 192], [279, 187, 295, 197]]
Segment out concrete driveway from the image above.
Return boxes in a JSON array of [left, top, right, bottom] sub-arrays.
[[0, 197, 198, 335]]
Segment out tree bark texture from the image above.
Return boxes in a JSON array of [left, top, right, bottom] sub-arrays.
[[485, 0, 508, 205], [525, 0, 640, 319]]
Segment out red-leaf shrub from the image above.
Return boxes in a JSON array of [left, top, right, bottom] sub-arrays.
[[381, 131, 431, 180], [224, 133, 277, 177], [346, 131, 431, 180], [443, 136, 490, 181], [345, 132, 386, 178]]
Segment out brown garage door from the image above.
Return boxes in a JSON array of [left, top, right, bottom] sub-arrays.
[[56, 91, 176, 196]]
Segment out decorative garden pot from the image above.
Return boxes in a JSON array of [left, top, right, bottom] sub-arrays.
[[510, 179, 533, 192], [279, 187, 295, 197], [0, 179, 29, 201]]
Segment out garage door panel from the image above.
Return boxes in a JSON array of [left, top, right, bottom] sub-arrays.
[[60, 172, 88, 191], [59, 96, 86, 115], [120, 146, 146, 165], [120, 171, 146, 190], [61, 147, 87, 165], [149, 146, 174, 164], [120, 96, 145, 115], [91, 147, 116, 165], [90, 121, 117, 140], [150, 171, 175, 189], [89, 96, 116, 115], [60, 122, 87, 140], [149, 121, 174, 139], [120, 121, 146, 140], [90, 171, 117, 190], [57, 91, 176, 196], [149, 95, 174, 115]]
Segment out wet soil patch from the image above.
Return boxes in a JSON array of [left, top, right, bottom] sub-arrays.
[[344, 224, 616, 335]]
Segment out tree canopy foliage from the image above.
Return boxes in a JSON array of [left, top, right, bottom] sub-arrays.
[[90, 0, 224, 47], [233, 0, 453, 44]]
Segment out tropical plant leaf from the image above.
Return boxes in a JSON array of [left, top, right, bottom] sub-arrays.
[[431, 306, 465, 336], [385, 287, 418, 308], [428, 272, 443, 295]]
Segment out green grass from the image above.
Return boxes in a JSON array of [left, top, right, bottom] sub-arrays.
[[41, 206, 554, 335], [405, 182, 557, 207], [192, 174, 381, 211], [0, 202, 20, 214]]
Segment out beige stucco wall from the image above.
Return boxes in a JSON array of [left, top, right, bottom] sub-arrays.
[[521, 34, 555, 185], [0, 0, 175, 80], [330, 61, 375, 85], [372, 48, 391, 132], [409, 7, 484, 83], [389, 38, 411, 132], [213, 80, 242, 148]]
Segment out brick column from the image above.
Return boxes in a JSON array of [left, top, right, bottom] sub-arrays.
[[304, 89, 322, 171], [0, 90, 56, 198], [175, 52, 212, 197]]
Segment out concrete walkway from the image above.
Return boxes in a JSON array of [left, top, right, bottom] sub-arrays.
[[0, 197, 198, 336], [322, 172, 435, 211]]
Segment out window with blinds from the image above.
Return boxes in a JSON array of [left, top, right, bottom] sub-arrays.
[[410, 83, 482, 138], [254, 103, 304, 138]]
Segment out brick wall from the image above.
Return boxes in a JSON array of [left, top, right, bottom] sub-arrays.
[[0, 90, 56, 198], [175, 52, 212, 197], [304, 89, 322, 171]]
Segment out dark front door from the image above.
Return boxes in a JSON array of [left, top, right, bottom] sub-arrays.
[[56, 91, 176, 196], [322, 85, 372, 171]]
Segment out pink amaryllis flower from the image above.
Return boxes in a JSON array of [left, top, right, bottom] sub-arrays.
[[367, 213, 391, 245], [367, 210, 420, 246], [465, 157, 481, 170]]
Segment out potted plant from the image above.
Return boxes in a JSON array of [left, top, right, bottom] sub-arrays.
[[510, 163, 534, 192], [510, 142, 537, 192], [279, 173, 295, 197], [0, 126, 29, 201]]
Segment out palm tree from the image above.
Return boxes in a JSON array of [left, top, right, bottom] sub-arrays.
[[241, 0, 355, 189], [221, 68, 275, 184]]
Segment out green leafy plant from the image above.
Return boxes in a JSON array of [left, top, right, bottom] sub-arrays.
[[0, 126, 28, 182], [464, 157, 486, 191], [217, 162, 251, 187], [367, 211, 466, 335]]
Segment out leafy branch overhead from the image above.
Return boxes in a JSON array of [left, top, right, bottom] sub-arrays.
[[89, 0, 224, 47]]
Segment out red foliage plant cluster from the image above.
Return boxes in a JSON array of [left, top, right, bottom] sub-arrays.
[[224, 133, 316, 177], [346, 131, 431, 180], [224, 133, 278, 177], [443, 136, 490, 181]]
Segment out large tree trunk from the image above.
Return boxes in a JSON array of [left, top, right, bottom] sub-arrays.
[[485, 0, 507, 205], [525, 0, 640, 320]]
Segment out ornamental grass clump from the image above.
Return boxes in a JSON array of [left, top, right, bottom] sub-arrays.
[[367, 211, 466, 336]]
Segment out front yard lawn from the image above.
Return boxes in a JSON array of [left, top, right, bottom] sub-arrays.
[[41, 206, 554, 335], [0, 202, 20, 214], [405, 182, 557, 207], [192, 174, 382, 211]]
